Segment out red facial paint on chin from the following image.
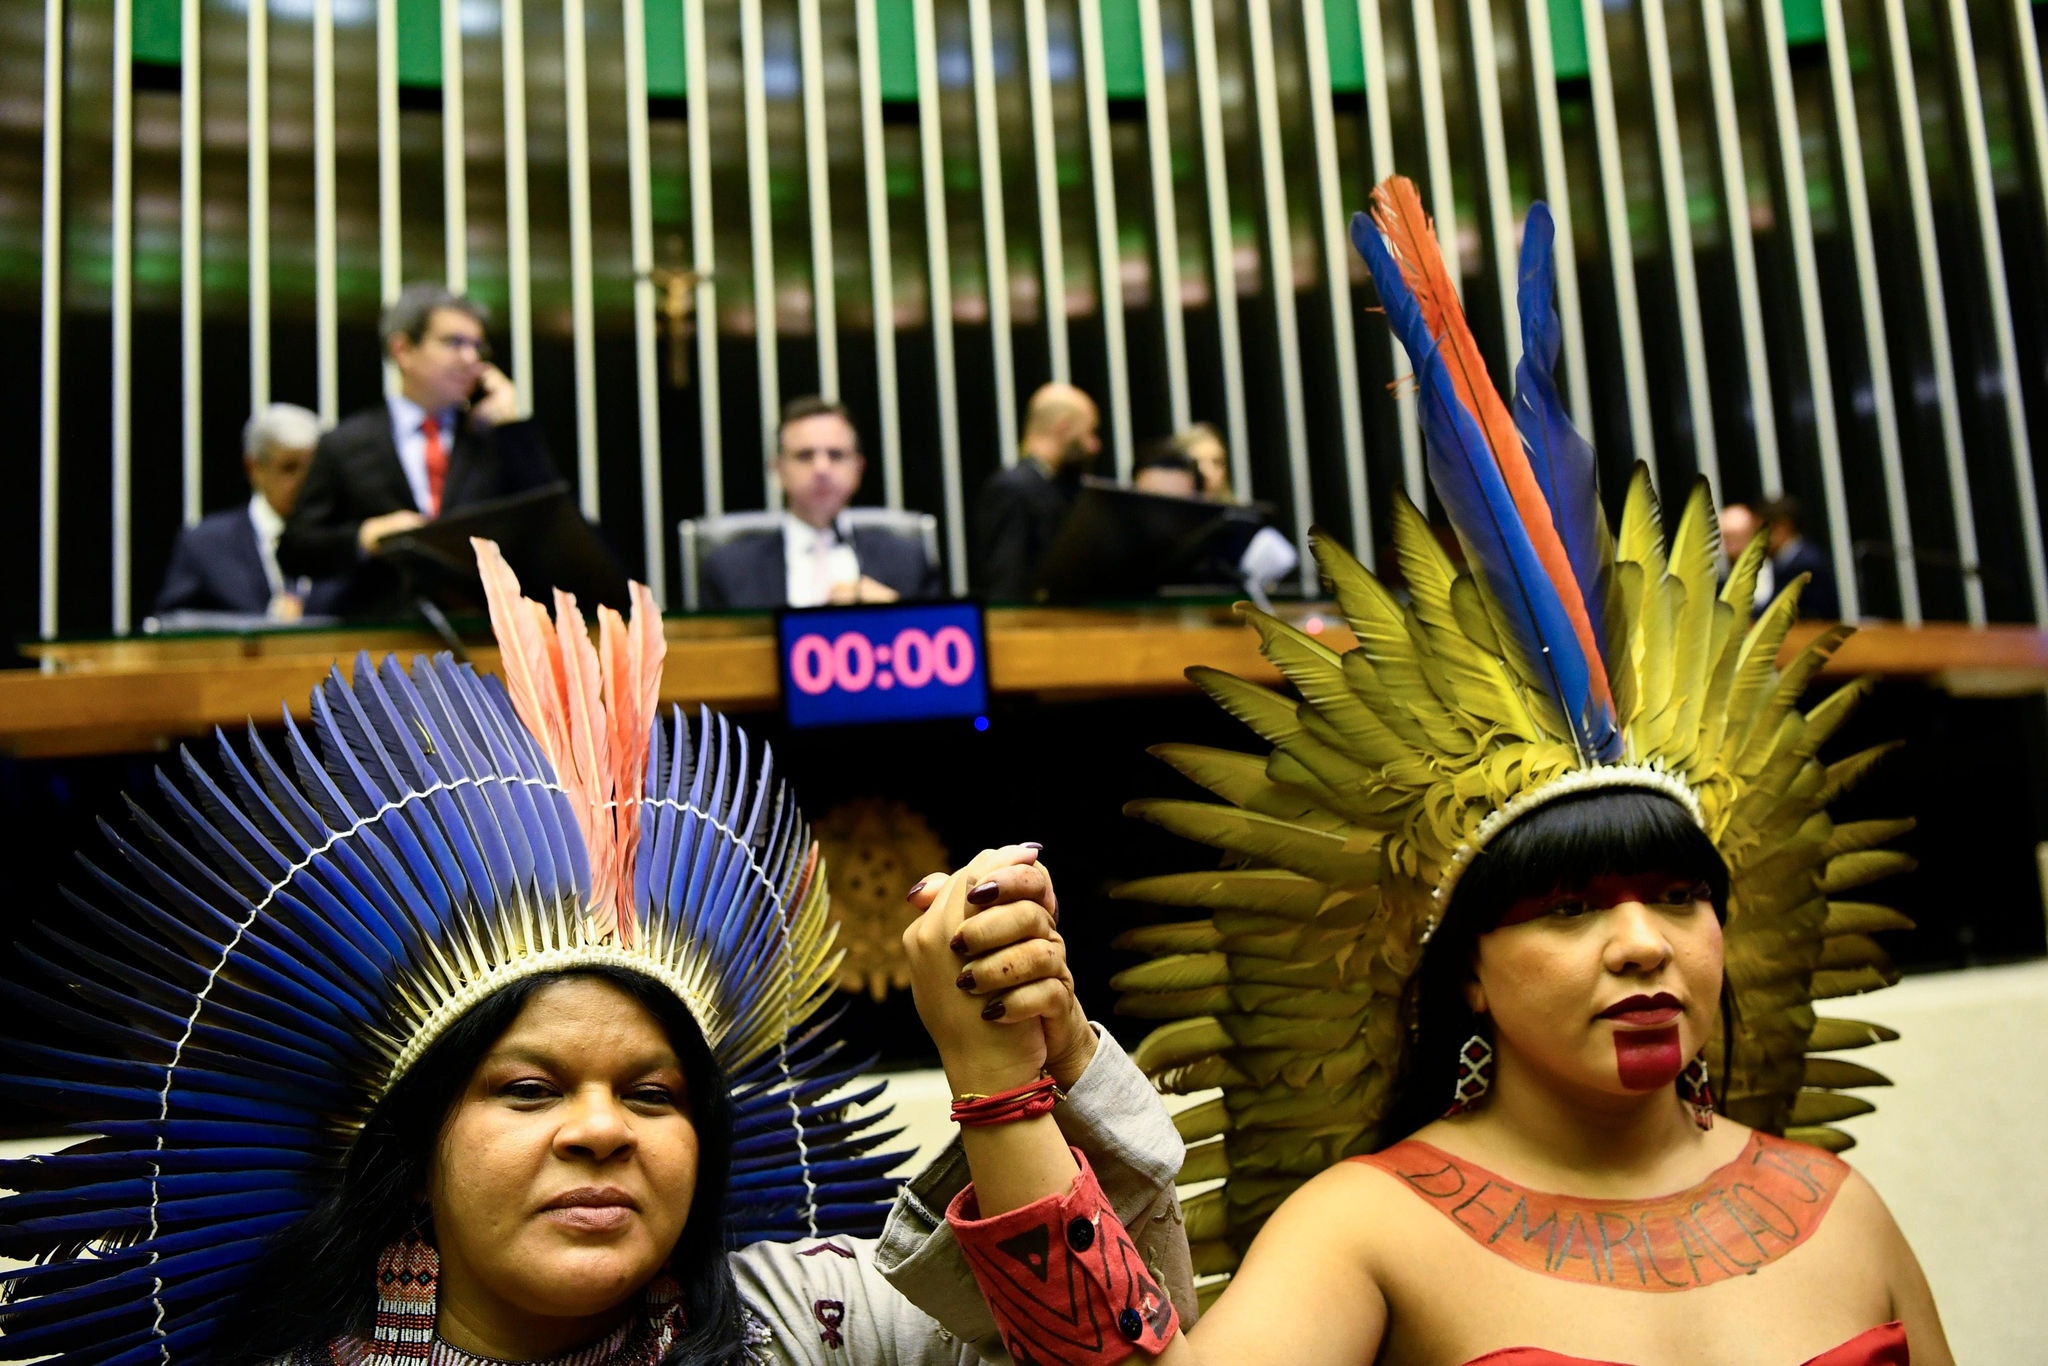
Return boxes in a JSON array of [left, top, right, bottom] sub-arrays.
[[1614, 1025, 1683, 1090]]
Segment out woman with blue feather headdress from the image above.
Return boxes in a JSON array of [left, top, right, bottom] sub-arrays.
[[0, 541, 1193, 1364]]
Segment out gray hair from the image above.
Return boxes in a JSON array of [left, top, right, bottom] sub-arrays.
[[378, 283, 488, 353], [242, 403, 323, 461]]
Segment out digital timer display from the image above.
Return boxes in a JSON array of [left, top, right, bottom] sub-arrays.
[[776, 600, 990, 729]]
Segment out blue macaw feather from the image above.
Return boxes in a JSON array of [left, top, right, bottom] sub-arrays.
[[1350, 208, 1608, 760], [1511, 202, 1613, 683]]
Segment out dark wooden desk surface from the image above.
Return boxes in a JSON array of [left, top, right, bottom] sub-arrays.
[[6, 608, 2045, 756]]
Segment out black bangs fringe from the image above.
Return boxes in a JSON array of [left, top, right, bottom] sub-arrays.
[[1451, 789, 1730, 933]]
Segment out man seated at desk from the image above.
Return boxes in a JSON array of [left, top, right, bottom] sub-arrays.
[[699, 396, 943, 609], [153, 403, 349, 621], [971, 382, 1101, 600], [278, 283, 560, 616]]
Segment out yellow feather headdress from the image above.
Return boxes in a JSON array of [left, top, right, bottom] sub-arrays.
[[1110, 180, 1912, 1290]]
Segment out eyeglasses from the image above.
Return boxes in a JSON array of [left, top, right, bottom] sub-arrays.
[[428, 333, 491, 360]]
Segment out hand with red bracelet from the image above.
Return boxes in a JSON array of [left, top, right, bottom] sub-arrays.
[[903, 844, 1098, 1093]]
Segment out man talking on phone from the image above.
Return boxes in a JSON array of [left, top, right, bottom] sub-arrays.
[[278, 283, 561, 616]]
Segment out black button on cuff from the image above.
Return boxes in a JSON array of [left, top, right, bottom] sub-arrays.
[[1117, 1307, 1143, 1341], [1065, 1216, 1096, 1252]]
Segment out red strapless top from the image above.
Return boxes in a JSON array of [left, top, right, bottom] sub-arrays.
[[1463, 1319, 1908, 1365]]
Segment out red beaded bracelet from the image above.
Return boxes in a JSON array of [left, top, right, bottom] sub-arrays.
[[950, 1073, 1061, 1128]]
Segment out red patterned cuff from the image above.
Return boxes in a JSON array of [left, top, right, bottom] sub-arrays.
[[947, 1148, 1180, 1364]]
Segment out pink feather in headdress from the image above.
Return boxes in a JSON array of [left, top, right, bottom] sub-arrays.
[[475, 538, 666, 943]]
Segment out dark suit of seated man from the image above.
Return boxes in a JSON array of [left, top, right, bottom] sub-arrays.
[[278, 284, 560, 617], [698, 396, 944, 610], [970, 382, 1101, 601], [153, 403, 350, 621]]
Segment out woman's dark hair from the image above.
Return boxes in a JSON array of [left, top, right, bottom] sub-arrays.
[[210, 966, 751, 1365], [1375, 789, 1732, 1146]]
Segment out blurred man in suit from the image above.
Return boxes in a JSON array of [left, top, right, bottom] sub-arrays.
[[698, 397, 943, 609], [153, 404, 349, 621], [971, 382, 1101, 600], [278, 284, 560, 615], [1723, 495, 1839, 619]]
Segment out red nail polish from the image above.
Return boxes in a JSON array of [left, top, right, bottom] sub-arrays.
[[904, 876, 931, 901], [966, 880, 1001, 906], [955, 969, 975, 990], [949, 932, 968, 954], [981, 998, 1005, 1021]]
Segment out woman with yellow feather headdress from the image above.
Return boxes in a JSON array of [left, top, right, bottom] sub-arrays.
[[1066, 179, 1952, 1365]]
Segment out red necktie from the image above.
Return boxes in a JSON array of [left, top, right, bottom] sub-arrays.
[[422, 413, 448, 517]]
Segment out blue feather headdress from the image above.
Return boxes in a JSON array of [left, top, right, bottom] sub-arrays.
[[0, 544, 903, 1363]]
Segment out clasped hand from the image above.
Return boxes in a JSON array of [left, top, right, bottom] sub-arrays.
[[902, 843, 1096, 1098]]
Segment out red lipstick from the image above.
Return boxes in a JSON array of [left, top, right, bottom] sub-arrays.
[[1613, 1026, 1683, 1090]]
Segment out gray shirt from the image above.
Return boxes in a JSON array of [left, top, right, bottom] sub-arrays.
[[729, 1026, 1195, 1362]]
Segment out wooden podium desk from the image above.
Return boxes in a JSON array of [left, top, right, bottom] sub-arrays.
[[5, 606, 2045, 757]]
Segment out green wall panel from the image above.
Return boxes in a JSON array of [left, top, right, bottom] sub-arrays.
[[1324, 0, 1365, 94], [879, 0, 918, 102], [645, 0, 685, 99], [134, 0, 181, 66], [1101, 0, 1144, 98], [396, 0, 439, 88]]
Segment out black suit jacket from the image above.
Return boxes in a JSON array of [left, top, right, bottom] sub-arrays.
[[1773, 537, 1839, 619], [971, 460, 1076, 601], [698, 524, 944, 610], [153, 507, 349, 617], [279, 403, 558, 615]]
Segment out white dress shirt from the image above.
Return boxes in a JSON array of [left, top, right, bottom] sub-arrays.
[[386, 394, 458, 515], [782, 514, 860, 608], [247, 493, 288, 596]]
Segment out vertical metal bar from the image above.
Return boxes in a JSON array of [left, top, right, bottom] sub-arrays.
[[314, 0, 338, 425], [1409, 0, 1461, 275], [1519, 0, 1593, 431], [1698, 0, 1778, 493], [1191, 0, 1248, 495], [1465, 0, 1521, 376], [741, 0, 780, 505], [1138, 0, 1188, 430], [39, 0, 63, 639], [914, 0, 967, 591], [181, 0, 201, 524], [1943, 0, 2048, 621], [856, 0, 902, 506], [113, 0, 134, 633], [1246, 0, 1316, 594], [249, 0, 269, 411], [1024, 0, 1069, 383], [1078, 0, 1132, 478], [1867, 0, 1982, 622], [442, 0, 466, 291], [685, 0, 722, 514], [1637, 0, 1720, 494], [799, 0, 838, 398], [1302, 0, 1372, 562], [1358, 0, 1423, 504], [503, 0, 533, 411], [622, 0, 664, 600], [1579, 0, 1655, 472], [563, 0, 599, 518], [1763, 0, 1912, 618], [2015, 0, 2048, 243], [969, 0, 1019, 461], [378, 0, 401, 398]]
